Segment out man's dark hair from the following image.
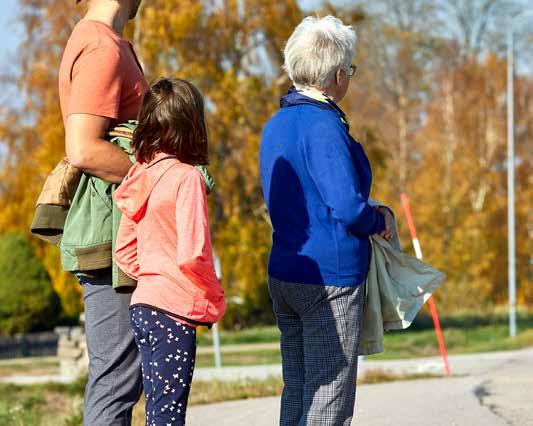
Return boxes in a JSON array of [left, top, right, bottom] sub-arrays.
[[133, 78, 209, 165]]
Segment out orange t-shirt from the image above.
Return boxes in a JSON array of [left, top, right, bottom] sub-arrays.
[[59, 19, 148, 125]]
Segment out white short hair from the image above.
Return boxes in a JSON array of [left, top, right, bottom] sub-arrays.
[[283, 16, 357, 89]]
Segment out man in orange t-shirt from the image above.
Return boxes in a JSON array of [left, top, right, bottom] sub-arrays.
[[59, 1, 147, 424]]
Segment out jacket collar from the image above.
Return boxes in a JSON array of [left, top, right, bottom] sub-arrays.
[[280, 86, 350, 130]]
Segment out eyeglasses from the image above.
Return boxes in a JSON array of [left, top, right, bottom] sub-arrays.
[[349, 64, 358, 77]]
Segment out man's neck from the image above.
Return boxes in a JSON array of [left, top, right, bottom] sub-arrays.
[[84, 1, 129, 36]]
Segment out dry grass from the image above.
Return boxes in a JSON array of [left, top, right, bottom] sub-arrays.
[[359, 369, 440, 384]]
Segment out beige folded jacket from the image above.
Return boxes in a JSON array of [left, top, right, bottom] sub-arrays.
[[358, 213, 446, 355], [30, 127, 136, 246]]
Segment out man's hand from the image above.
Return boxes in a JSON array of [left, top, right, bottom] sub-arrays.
[[66, 113, 133, 184], [377, 206, 394, 241]]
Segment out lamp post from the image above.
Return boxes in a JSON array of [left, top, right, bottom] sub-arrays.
[[506, 25, 516, 338], [213, 255, 223, 368], [506, 11, 533, 338]]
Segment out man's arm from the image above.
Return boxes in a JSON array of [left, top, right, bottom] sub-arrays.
[[66, 113, 132, 184]]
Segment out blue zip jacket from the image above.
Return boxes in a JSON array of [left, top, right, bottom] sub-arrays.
[[260, 87, 385, 286]]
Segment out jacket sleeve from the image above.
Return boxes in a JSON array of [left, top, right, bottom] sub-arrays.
[[115, 214, 139, 280], [303, 120, 385, 237], [175, 169, 222, 295]]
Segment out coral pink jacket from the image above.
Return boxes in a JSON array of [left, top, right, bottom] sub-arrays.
[[114, 153, 225, 326]]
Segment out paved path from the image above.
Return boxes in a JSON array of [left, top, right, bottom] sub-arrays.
[[188, 348, 533, 426], [2, 348, 532, 424]]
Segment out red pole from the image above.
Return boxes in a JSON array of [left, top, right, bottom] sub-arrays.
[[400, 193, 451, 376]]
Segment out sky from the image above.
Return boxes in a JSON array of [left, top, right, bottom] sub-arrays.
[[0, 0, 530, 71], [0, 0, 329, 63], [0, 0, 21, 65]]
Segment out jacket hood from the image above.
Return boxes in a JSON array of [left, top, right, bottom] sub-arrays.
[[114, 154, 178, 222]]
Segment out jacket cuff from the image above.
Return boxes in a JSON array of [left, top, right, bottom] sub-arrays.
[[30, 204, 68, 246], [372, 207, 386, 234]]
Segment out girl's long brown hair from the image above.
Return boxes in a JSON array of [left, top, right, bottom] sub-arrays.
[[133, 77, 209, 165]]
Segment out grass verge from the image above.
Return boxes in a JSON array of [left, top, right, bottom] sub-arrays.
[[197, 325, 280, 346], [0, 379, 85, 426], [196, 310, 533, 366]]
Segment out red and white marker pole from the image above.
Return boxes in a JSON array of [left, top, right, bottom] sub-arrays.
[[400, 193, 451, 376]]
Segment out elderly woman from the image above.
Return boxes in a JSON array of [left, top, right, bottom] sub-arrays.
[[260, 16, 393, 425]]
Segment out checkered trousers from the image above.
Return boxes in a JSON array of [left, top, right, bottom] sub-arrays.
[[268, 277, 365, 426]]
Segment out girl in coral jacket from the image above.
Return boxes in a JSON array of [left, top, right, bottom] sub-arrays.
[[114, 77, 225, 426]]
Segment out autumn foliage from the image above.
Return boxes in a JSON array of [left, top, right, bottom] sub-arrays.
[[0, 1, 531, 326]]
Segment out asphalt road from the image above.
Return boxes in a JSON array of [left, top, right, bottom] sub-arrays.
[[188, 348, 533, 426]]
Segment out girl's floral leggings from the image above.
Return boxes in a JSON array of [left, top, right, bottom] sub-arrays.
[[130, 305, 196, 426]]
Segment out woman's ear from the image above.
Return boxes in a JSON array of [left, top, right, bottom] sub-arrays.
[[336, 68, 344, 86]]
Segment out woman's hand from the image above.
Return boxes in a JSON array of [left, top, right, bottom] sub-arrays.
[[376, 206, 394, 241]]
